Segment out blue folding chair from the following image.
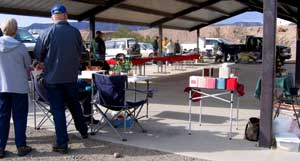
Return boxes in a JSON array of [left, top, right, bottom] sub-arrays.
[[91, 73, 147, 141]]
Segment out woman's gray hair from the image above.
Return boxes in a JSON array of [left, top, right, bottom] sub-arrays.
[[1, 18, 18, 36]]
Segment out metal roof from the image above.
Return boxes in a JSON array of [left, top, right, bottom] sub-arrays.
[[0, 0, 298, 31]]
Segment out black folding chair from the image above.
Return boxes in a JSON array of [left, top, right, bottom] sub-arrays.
[[31, 72, 73, 130], [91, 73, 147, 141]]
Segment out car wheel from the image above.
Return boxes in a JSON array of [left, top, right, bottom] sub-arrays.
[[148, 53, 154, 58]]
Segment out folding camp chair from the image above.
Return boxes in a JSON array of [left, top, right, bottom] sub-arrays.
[[31, 71, 73, 130], [91, 73, 147, 141]]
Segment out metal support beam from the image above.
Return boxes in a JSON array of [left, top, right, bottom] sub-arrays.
[[116, 4, 207, 23], [89, 15, 95, 39], [189, 8, 250, 31], [259, 0, 277, 148], [196, 29, 200, 53], [0, 7, 77, 19], [78, 0, 125, 21], [176, 0, 230, 16], [295, 7, 300, 86], [150, 0, 221, 27]]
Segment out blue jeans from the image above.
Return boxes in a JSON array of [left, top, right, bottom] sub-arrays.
[[0, 93, 28, 149], [45, 83, 87, 147]]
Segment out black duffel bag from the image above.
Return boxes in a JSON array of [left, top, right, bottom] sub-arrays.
[[244, 117, 260, 141]]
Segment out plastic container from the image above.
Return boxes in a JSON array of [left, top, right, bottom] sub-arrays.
[[114, 116, 133, 128], [226, 78, 238, 90], [189, 76, 200, 87], [206, 77, 216, 89], [198, 77, 207, 88], [217, 78, 226, 89], [275, 133, 300, 152], [219, 67, 231, 78]]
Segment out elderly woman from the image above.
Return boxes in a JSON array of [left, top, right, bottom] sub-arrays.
[[0, 18, 32, 158]]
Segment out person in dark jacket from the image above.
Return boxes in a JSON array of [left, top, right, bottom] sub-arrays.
[[174, 40, 181, 55], [34, 4, 88, 154], [0, 28, 3, 37], [152, 36, 159, 56], [90, 30, 106, 61]]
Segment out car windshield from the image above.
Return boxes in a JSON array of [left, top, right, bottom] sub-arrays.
[[145, 43, 153, 49], [15, 29, 36, 43]]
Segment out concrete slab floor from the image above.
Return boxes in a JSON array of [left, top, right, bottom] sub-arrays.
[[26, 64, 300, 161]]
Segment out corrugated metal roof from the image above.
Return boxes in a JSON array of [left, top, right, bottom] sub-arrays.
[[0, 0, 297, 31]]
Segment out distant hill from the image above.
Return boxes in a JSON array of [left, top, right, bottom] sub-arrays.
[[217, 21, 262, 27], [25, 21, 148, 32]]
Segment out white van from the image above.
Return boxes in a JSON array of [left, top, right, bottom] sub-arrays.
[[105, 38, 142, 60], [139, 42, 153, 57]]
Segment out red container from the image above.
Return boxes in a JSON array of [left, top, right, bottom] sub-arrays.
[[226, 78, 238, 90]]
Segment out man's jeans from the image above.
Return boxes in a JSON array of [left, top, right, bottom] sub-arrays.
[[0, 93, 28, 149], [45, 83, 88, 147]]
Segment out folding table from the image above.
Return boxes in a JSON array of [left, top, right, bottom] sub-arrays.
[[187, 88, 240, 140]]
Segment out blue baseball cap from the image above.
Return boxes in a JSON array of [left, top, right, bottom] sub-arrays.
[[51, 4, 67, 15]]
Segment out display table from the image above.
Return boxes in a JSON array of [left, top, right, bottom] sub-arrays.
[[186, 87, 241, 140]]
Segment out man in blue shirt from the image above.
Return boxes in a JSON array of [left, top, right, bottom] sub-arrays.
[[34, 4, 88, 154]]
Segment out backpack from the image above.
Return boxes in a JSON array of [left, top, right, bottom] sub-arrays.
[[244, 117, 260, 141]]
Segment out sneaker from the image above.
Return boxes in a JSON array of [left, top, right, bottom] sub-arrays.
[[17, 146, 32, 157], [52, 145, 68, 154], [0, 148, 5, 159]]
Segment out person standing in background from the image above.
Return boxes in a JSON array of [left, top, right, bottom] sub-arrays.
[[162, 37, 168, 56], [90, 30, 106, 62], [174, 40, 181, 55], [34, 4, 88, 154], [152, 36, 159, 56], [0, 18, 32, 158]]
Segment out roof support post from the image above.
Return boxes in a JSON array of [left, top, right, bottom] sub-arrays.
[[259, 0, 277, 148], [295, 6, 300, 86], [89, 15, 96, 39], [159, 25, 163, 56], [196, 29, 200, 54]]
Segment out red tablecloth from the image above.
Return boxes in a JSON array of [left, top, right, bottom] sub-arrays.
[[106, 54, 200, 66]]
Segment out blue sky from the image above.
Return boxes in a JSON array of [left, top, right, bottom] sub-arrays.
[[0, 11, 288, 27]]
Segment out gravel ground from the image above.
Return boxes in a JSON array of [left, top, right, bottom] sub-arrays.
[[2, 125, 209, 161]]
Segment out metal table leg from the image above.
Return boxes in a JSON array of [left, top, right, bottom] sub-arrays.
[[188, 90, 192, 135]]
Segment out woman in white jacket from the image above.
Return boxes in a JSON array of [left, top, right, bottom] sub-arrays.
[[166, 39, 175, 56], [0, 18, 32, 158]]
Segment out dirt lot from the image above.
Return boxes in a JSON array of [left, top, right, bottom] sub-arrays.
[[2, 125, 208, 161]]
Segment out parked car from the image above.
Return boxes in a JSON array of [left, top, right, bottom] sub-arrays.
[[139, 42, 154, 57], [0, 28, 36, 58], [15, 28, 36, 59], [105, 38, 142, 60]]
